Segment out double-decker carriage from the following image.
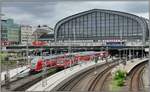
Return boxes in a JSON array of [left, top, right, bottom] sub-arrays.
[[55, 53, 77, 69]]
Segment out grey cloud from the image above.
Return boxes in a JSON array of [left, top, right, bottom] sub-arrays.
[[120, 2, 148, 13], [2, 2, 57, 17], [1, 1, 149, 28]]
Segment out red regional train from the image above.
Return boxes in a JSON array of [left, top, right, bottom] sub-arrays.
[[29, 51, 109, 73], [29, 55, 63, 73]]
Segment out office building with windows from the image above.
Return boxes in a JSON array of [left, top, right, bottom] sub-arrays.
[[21, 25, 33, 45], [1, 18, 21, 46]]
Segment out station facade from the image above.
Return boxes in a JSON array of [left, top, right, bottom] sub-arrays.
[[54, 9, 149, 45]]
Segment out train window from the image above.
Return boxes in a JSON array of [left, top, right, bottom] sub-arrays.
[[57, 61, 64, 64], [45, 59, 49, 62]]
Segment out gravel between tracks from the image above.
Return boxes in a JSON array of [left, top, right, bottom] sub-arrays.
[[57, 60, 118, 91]]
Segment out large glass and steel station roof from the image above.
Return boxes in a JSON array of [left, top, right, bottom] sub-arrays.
[[54, 9, 149, 42]]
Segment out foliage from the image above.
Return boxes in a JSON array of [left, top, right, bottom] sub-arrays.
[[109, 80, 121, 92], [113, 70, 126, 87], [1, 60, 17, 65], [0, 52, 17, 65], [114, 70, 126, 80], [116, 78, 124, 86], [0, 52, 8, 61]]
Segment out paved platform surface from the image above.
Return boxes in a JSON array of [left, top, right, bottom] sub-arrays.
[[26, 58, 114, 91], [112, 58, 148, 75], [142, 64, 150, 91], [124, 58, 148, 73], [1, 65, 29, 81]]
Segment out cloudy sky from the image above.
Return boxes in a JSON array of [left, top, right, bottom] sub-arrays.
[[1, 1, 149, 28]]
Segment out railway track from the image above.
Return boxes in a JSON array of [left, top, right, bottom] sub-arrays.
[[128, 61, 147, 92], [88, 64, 116, 91], [1, 68, 60, 91], [57, 59, 119, 91]]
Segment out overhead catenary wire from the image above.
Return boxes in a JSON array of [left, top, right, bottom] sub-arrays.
[[148, 2, 150, 88]]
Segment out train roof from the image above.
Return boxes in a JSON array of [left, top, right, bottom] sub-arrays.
[[31, 51, 108, 62], [77, 51, 96, 55]]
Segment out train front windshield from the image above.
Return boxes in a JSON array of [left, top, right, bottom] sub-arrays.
[[30, 57, 41, 68]]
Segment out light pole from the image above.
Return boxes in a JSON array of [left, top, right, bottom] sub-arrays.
[[50, 48, 53, 56], [106, 46, 108, 64], [142, 44, 144, 59], [149, 37, 150, 88], [129, 48, 131, 60], [132, 40, 134, 59], [94, 56, 98, 74], [26, 33, 30, 66], [148, 9, 150, 88], [142, 20, 146, 59], [126, 48, 127, 63], [73, 28, 76, 66], [73, 27, 76, 47], [119, 49, 121, 64], [68, 38, 72, 70], [42, 54, 47, 87], [5, 56, 10, 89], [62, 36, 64, 54], [137, 40, 140, 58], [41, 46, 48, 87], [120, 28, 123, 63]]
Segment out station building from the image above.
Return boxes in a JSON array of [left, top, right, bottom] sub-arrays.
[[5, 9, 150, 53], [54, 9, 149, 46]]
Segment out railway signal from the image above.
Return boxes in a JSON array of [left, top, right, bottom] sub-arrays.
[[42, 56, 47, 87], [17, 61, 19, 74]]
